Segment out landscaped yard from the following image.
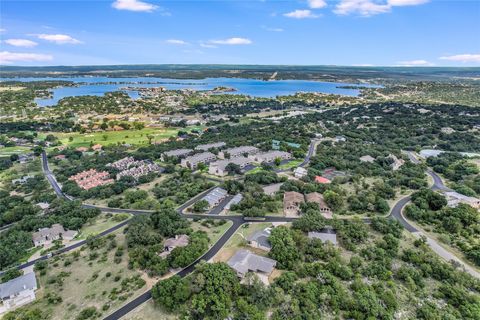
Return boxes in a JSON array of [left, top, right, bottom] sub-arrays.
[[190, 219, 234, 245], [0, 146, 31, 156], [277, 159, 303, 170], [10, 228, 150, 320], [43, 125, 204, 148]]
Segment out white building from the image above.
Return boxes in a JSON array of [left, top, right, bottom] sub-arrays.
[[208, 157, 253, 176], [200, 187, 228, 209], [181, 152, 217, 170], [227, 249, 277, 284], [218, 146, 259, 159], [0, 273, 37, 314], [308, 230, 337, 245], [294, 167, 308, 178], [249, 151, 292, 164], [161, 149, 193, 161]]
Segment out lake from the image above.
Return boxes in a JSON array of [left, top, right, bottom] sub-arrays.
[[1, 76, 380, 107]]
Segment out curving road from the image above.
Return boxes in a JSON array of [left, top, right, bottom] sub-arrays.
[[19, 145, 474, 319]]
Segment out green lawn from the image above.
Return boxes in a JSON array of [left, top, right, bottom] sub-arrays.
[[78, 213, 132, 239], [0, 146, 31, 156], [277, 159, 303, 170], [44, 125, 205, 148]]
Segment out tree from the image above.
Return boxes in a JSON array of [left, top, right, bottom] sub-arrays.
[[152, 275, 190, 312], [225, 162, 241, 175], [274, 157, 282, 167], [193, 199, 209, 213], [323, 190, 343, 211], [268, 226, 300, 270]]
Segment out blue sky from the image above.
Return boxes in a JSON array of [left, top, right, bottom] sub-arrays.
[[1, 0, 479, 66]]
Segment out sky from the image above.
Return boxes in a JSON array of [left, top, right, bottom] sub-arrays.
[[0, 0, 479, 66]]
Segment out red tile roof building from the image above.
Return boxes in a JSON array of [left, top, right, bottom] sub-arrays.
[[69, 169, 114, 190]]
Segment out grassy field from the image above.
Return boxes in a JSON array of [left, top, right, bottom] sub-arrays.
[[77, 213, 132, 239], [0, 146, 31, 156], [123, 299, 177, 320], [277, 159, 303, 170], [44, 125, 204, 148], [191, 219, 234, 245], [11, 228, 150, 320]]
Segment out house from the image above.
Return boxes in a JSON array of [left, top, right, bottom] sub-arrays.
[[249, 151, 292, 164], [18, 154, 34, 164], [161, 148, 193, 161], [321, 168, 347, 181], [227, 249, 277, 284], [11, 175, 33, 185], [224, 194, 243, 211], [53, 154, 66, 160], [91, 144, 103, 151], [247, 228, 272, 252], [444, 191, 480, 209], [32, 224, 78, 247], [181, 152, 217, 170], [314, 176, 331, 184], [294, 167, 308, 178], [283, 191, 305, 217], [305, 192, 332, 219], [194, 142, 226, 151], [36, 202, 50, 211], [159, 234, 190, 258], [262, 183, 283, 196], [201, 187, 228, 209], [359, 155, 375, 163], [208, 157, 253, 176], [308, 229, 337, 245], [0, 273, 38, 314], [441, 127, 455, 134], [218, 146, 259, 159], [388, 154, 405, 171], [69, 169, 114, 190], [75, 146, 89, 153], [334, 135, 346, 143]]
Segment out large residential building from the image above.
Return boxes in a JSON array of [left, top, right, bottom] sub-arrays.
[[294, 167, 308, 178], [194, 142, 226, 151], [0, 273, 38, 314], [201, 187, 228, 209], [283, 191, 305, 217], [181, 152, 217, 170], [444, 191, 480, 209], [249, 151, 292, 164], [32, 224, 78, 247], [208, 157, 253, 176], [218, 146, 259, 159], [161, 148, 193, 161], [69, 169, 114, 190], [227, 249, 277, 284]]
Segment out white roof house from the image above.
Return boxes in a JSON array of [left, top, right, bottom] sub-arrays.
[[161, 148, 193, 161], [227, 249, 277, 281], [32, 224, 78, 247], [247, 228, 272, 252], [201, 187, 228, 208], [359, 155, 375, 163], [0, 273, 37, 314], [308, 230, 337, 245], [294, 167, 308, 178], [224, 194, 243, 210]]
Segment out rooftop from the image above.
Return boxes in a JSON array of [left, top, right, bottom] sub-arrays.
[[227, 249, 276, 276], [0, 272, 37, 299]]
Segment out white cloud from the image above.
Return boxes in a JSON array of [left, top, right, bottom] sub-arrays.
[[165, 39, 188, 45], [0, 28, 6, 33], [112, 0, 158, 12], [334, 0, 390, 16], [4, 39, 38, 47], [37, 34, 82, 44], [209, 37, 252, 45], [439, 54, 480, 63], [388, 0, 429, 6], [264, 27, 284, 32], [397, 59, 433, 66], [0, 51, 53, 64], [334, 0, 428, 16], [200, 43, 218, 48], [308, 0, 327, 9], [284, 9, 320, 19]]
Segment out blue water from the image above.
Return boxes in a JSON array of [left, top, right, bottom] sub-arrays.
[[1, 76, 380, 107]]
